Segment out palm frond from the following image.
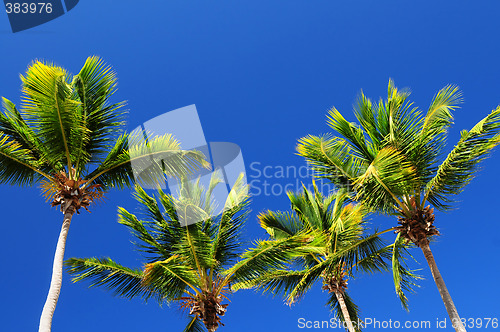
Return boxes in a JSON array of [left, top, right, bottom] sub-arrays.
[[297, 134, 363, 191], [20, 60, 84, 172], [0, 97, 56, 170], [232, 269, 308, 298], [118, 206, 170, 260], [72, 56, 126, 172], [353, 92, 383, 147], [64, 257, 159, 301], [142, 256, 200, 301], [259, 210, 303, 240], [287, 258, 331, 303], [382, 80, 421, 152], [425, 107, 500, 209], [354, 147, 417, 213], [350, 238, 391, 275], [326, 232, 387, 279], [391, 234, 422, 310], [327, 108, 377, 162], [210, 173, 250, 268], [175, 223, 216, 272], [85, 133, 209, 190], [183, 316, 205, 332], [0, 131, 51, 185], [288, 184, 328, 232], [412, 85, 463, 186], [225, 233, 325, 290], [422, 85, 462, 136]]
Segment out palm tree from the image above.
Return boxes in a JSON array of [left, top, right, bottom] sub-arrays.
[[297, 80, 500, 332], [66, 172, 251, 332], [0, 57, 207, 332], [232, 183, 416, 332], [66, 173, 335, 331]]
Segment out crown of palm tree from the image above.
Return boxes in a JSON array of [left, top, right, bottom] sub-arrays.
[[297, 80, 500, 216], [296, 80, 500, 332], [0, 56, 208, 212], [231, 183, 419, 331], [66, 172, 251, 332], [0, 57, 209, 332]]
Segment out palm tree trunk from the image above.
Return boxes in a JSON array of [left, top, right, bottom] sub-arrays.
[[38, 208, 75, 332], [333, 290, 356, 332], [420, 242, 467, 332]]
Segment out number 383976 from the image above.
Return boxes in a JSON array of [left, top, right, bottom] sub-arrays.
[[5, 3, 53, 14]]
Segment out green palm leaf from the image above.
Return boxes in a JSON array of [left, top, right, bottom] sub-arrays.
[[0, 131, 51, 185], [296, 134, 363, 189], [183, 316, 205, 332], [425, 107, 500, 209], [225, 234, 325, 290], [64, 257, 159, 301], [85, 133, 209, 190], [391, 234, 422, 311], [72, 56, 126, 172], [20, 61, 84, 172], [67, 171, 250, 331]]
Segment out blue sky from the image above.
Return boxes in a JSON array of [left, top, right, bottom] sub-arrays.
[[0, 1, 499, 331]]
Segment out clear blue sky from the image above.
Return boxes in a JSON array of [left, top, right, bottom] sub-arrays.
[[0, 1, 499, 331]]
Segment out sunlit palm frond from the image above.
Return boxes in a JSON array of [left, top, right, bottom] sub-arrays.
[[20, 60, 85, 172], [85, 133, 209, 190], [225, 234, 325, 290], [211, 173, 250, 268], [412, 85, 463, 185], [72, 56, 126, 172], [0, 97, 55, 169], [297, 134, 363, 190], [287, 258, 331, 303], [425, 107, 500, 210], [327, 108, 377, 162], [64, 257, 159, 301], [421, 85, 462, 139], [327, 232, 387, 278], [176, 222, 216, 272], [142, 256, 200, 301], [259, 210, 303, 240], [354, 146, 417, 214], [232, 268, 308, 299], [118, 206, 171, 261]]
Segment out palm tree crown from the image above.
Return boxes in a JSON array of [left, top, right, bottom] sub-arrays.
[[232, 184, 417, 332], [297, 80, 500, 332], [1, 56, 206, 211], [66, 172, 250, 332], [0, 57, 207, 332], [298, 80, 500, 220]]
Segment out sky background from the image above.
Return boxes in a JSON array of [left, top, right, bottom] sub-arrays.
[[0, 1, 499, 331]]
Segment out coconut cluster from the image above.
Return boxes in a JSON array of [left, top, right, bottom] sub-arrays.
[[395, 197, 439, 247], [50, 172, 102, 214], [322, 265, 348, 294], [180, 283, 229, 332]]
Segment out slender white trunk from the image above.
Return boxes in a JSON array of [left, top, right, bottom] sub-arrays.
[[333, 290, 356, 332], [39, 209, 74, 332], [421, 242, 467, 332]]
